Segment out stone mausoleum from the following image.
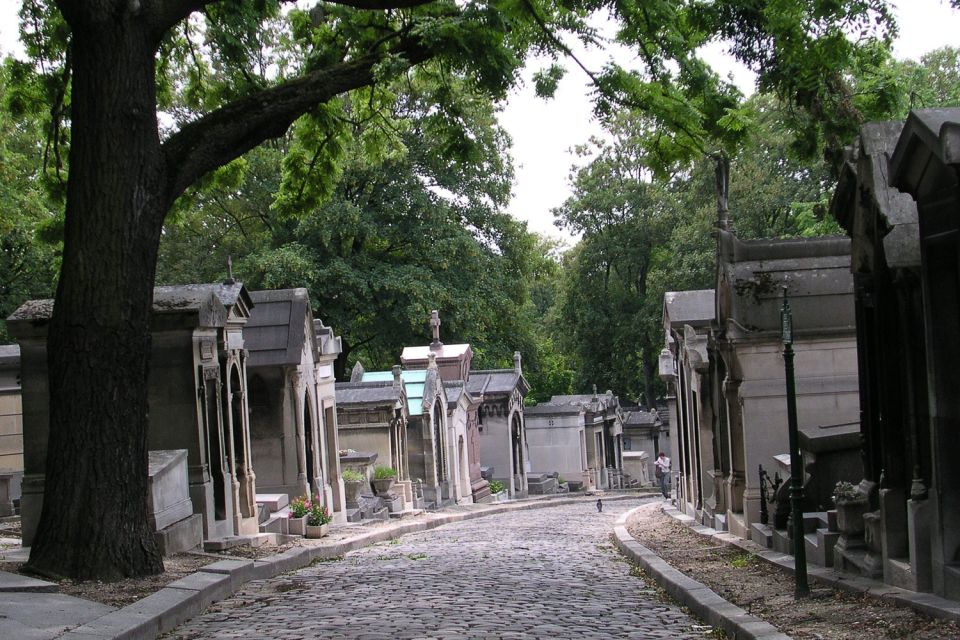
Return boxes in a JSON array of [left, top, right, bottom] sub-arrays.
[[8, 282, 260, 546]]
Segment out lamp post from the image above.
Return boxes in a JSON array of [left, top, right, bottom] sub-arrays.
[[781, 288, 809, 598]]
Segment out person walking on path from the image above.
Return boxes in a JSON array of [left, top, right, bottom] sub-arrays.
[[654, 452, 671, 499]]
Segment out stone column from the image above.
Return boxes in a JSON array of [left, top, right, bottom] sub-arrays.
[[290, 369, 309, 499], [722, 376, 746, 516]]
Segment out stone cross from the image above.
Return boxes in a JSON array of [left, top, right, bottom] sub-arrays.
[[224, 255, 236, 285], [430, 309, 441, 345]]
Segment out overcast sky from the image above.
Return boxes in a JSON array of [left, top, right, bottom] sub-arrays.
[[2, 2, 960, 245]]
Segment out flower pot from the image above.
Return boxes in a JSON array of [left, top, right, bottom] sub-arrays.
[[372, 477, 395, 497], [836, 499, 869, 535], [305, 523, 329, 538], [344, 479, 366, 508], [288, 515, 307, 536]]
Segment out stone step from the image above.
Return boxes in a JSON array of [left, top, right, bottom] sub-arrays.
[[154, 513, 203, 556], [255, 493, 289, 512], [750, 522, 773, 548], [203, 535, 252, 552], [389, 508, 424, 519], [258, 514, 289, 536]]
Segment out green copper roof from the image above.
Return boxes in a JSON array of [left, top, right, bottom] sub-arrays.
[[361, 369, 429, 415]]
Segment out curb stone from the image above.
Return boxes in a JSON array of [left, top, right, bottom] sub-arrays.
[[611, 506, 793, 640], [660, 504, 960, 624], [61, 491, 655, 640]]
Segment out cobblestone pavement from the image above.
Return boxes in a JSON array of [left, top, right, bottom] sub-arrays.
[[169, 499, 710, 639]]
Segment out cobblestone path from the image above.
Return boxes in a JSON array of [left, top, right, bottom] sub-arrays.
[[169, 499, 708, 639]]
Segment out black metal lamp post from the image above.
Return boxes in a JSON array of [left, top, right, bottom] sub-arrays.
[[781, 288, 810, 598]]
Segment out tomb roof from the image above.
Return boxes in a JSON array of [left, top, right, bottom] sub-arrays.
[[335, 381, 403, 406], [526, 391, 620, 417], [832, 120, 919, 271], [443, 380, 467, 406], [891, 108, 960, 197], [7, 282, 252, 331], [523, 403, 584, 416], [663, 290, 715, 328], [245, 288, 315, 367], [623, 409, 660, 427], [152, 282, 251, 313], [465, 368, 528, 398], [361, 369, 437, 416], [716, 229, 854, 339]]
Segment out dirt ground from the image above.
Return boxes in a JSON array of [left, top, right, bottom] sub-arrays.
[[0, 518, 300, 608], [627, 501, 960, 640]]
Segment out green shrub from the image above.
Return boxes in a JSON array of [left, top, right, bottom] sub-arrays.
[[342, 469, 364, 482], [373, 466, 397, 480], [489, 479, 505, 494]]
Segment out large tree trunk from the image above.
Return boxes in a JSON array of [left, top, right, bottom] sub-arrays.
[[26, 12, 166, 580]]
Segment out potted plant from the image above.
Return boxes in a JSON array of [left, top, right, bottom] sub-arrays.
[[489, 479, 506, 501], [833, 480, 869, 535], [305, 497, 332, 538], [287, 495, 310, 536], [372, 466, 397, 497], [342, 469, 366, 508]]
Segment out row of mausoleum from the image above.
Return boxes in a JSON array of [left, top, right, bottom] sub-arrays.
[[7, 285, 646, 553], [661, 108, 960, 603]]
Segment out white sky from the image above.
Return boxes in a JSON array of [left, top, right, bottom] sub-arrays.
[[2, 1, 960, 244], [500, 0, 960, 244]]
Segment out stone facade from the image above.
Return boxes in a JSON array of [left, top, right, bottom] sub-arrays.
[[466, 357, 530, 499], [336, 366, 409, 483], [525, 391, 624, 491], [830, 109, 960, 601], [8, 282, 260, 544], [621, 405, 666, 486], [244, 288, 346, 522], [661, 227, 861, 540]]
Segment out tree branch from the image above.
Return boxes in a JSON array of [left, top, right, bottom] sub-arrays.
[[162, 42, 431, 203]]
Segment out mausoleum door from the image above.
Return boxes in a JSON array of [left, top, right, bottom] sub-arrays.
[[201, 368, 228, 523], [228, 365, 255, 522], [304, 394, 316, 497], [433, 402, 446, 483], [918, 193, 960, 588]]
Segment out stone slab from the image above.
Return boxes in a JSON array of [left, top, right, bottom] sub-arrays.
[[255, 493, 288, 511], [0, 569, 57, 592], [164, 570, 232, 610], [123, 586, 203, 634], [154, 513, 202, 556], [199, 558, 257, 591], [67, 609, 159, 640], [0, 592, 114, 640], [259, 547, 312, 574]]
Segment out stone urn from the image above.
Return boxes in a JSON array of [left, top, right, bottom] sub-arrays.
[[305, 523, 329, 538], [835, 498, 869, 536], [372, 476, 395, 497], [344, 479, 366, 508], [288, 515, 308, 536]]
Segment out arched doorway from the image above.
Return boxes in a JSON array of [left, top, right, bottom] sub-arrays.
[[201, 368, 227, 523], [433, 401, 446, 483], [303, 392, 316, 497], [511, 412, 523, 492]]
